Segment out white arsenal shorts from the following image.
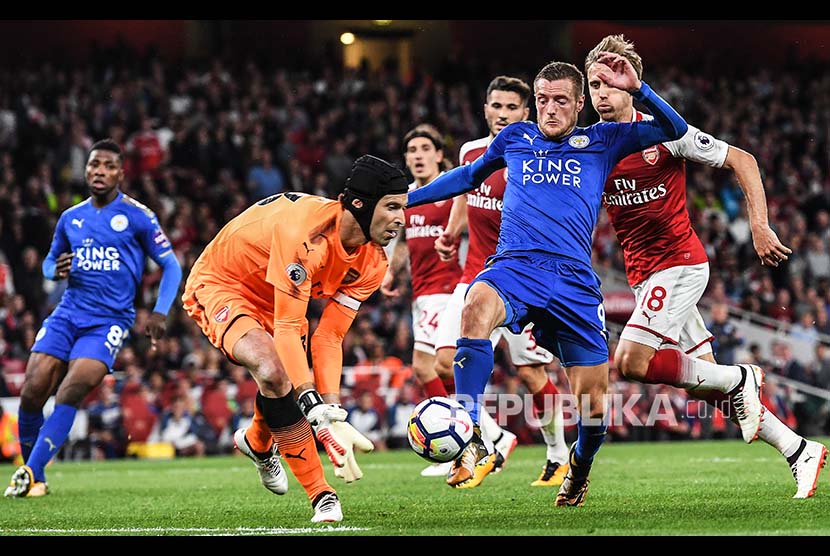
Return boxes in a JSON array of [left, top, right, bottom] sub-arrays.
[[620, 262, 713, 356], [434, 283, 554, 366], [412, 293, 452, 355]]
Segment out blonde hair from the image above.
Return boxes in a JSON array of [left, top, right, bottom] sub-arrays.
[[584, 34, 643, 79]]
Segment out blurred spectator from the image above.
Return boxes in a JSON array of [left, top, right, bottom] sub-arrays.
[[790, 310, 820, 348], [707, 302, 743, 365], [231, 395, 255, 434], [346, 390, 386, 451], [246, 148, 284, 202], [768, 341, 808, 384], [386, 382, 418, 449], [152, 395, 210, 457], [126, 116, 166, 179], [351, 333, 410, 394], [13, 246, 46, 318], [87, 378, 125, 459]]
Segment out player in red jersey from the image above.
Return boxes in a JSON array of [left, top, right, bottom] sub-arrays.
[[586, 34, 826, 498], [382, 123, 462, 415], [432, 76, 570, 489]]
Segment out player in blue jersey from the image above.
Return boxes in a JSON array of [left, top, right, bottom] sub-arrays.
[[4, 139, 182, 498], [407, 52, 706, 505]]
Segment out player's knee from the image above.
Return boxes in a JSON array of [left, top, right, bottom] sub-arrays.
[[460, 305, 495, 338], [56, 378, 100, 407], [580, 388, 608, 421], [19, 375, 56, 410], [18, 386, 49, 412], [250, 359, 292, 395]]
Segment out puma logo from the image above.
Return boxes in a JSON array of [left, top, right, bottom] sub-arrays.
[[453, 357, 466, 369], [641, 311, 654, 325], [71, 218, 84, 228], [804, 454, 815, 463], [302, 241, 314, 255], [44, 437, 57, 452], [284, 448, 307, 461], [522, 132, 538, 146]]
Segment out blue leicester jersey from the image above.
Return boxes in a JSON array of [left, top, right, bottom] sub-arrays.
[[475, 119, 648, 265], [407, 81, 687, 268], [47, 192, 174, 321]]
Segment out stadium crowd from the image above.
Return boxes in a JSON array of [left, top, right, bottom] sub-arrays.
[[0, 43, 829, 462]]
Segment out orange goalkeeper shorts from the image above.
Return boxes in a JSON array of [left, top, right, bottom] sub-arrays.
[[182, 281, 272, 363]]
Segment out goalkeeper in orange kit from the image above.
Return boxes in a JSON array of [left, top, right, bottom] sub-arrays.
[[182, 155, 408, 522]]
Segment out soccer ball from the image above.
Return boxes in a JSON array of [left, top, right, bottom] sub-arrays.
[[407, 396, 474, 463]]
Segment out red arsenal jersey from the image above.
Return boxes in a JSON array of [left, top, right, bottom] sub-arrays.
[[406, 181, 463, 297], [603, 110, 728, 287], [459, 137, 505, 284]]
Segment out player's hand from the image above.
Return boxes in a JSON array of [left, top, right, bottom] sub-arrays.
[[55, 252, 74, 280], [434, 231, 458, 263], [306, 403, 349, 467], [594, 51, 641, 92], [330, 421, 374, 483], [380, 268, 400, 299], [752, 224, 792, 267], [145, 311, 168, 351]]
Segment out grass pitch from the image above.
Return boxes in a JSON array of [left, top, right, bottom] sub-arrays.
[[1, 438, 829, 536]]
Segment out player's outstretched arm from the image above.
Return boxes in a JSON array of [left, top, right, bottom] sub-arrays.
[[594, 51, 688, 144], [723, 145, 792, 267], [146, 252, 183, 350], [406, 161, 489, 207]]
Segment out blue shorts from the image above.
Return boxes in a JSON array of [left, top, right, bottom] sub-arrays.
[[470, 253, 608, 367], [32, 310, 132, 370]]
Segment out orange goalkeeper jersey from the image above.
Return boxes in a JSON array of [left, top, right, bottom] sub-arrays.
[[187, 192, 387, 391]]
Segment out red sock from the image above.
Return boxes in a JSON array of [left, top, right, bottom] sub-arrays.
[[441, 376, 456, 396], [422, 376, 448, 398], [643, 349, 683, 385], [532, 379, 559, 415]]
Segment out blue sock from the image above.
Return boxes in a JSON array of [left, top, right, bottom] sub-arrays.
[[27, 404, 76, 481], [573, 418, 608, 470], [454, 338, 494, 424], [18, 409, 44, 463]]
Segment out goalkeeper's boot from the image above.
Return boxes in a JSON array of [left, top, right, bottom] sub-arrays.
[[789, 438, 828, 499], [491, 430, 518, 474], [311, 491, 343, 523], [730, 364, 764, 444], [531, 460, 570, 487], [4, 465, 38, 498], [447, 424, 488, 488], [555, 446, 590, 507], [234, 428, 288, 495]]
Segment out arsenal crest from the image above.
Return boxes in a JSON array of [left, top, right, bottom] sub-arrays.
[[642, 146, 660, 165], [214, 305, 230, 323]]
